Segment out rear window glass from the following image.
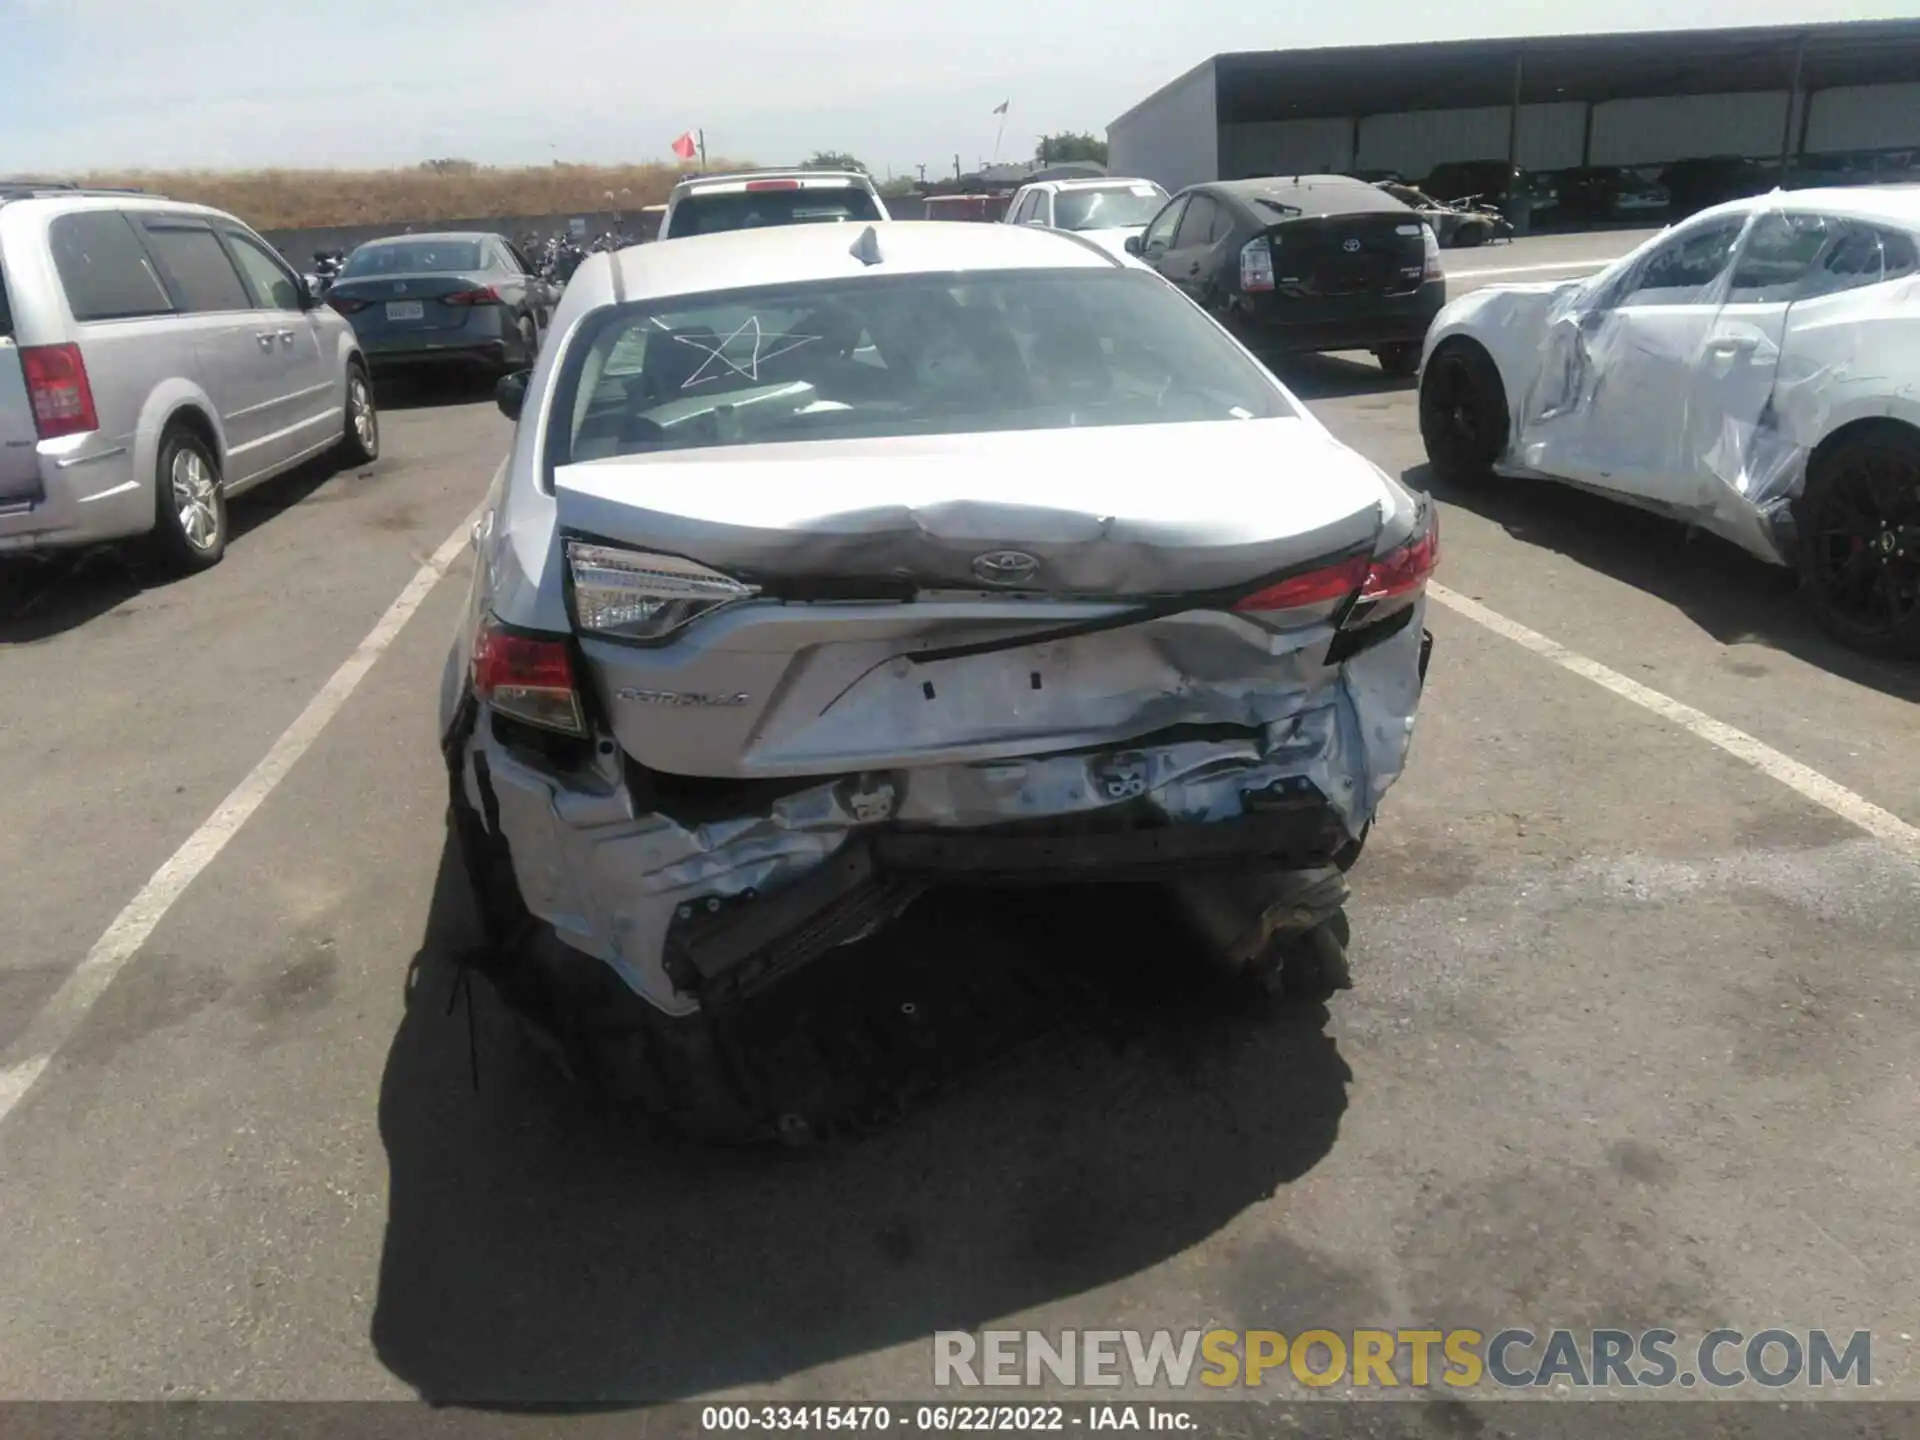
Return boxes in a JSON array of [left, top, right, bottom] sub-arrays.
[[141, 225, 252, 313], [669, 186, 882, 237], [1053, 185, 1167, 232], [50, 211, 173, 322], [558, 268, 1292, 463], [340, 240, 482, 276]]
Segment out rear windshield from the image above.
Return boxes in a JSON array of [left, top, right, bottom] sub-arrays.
[[558, 267, 1292, 463], [1053, 184, 1168, 232], [341, 240, 483, 276], [669, 185, 882, 237]]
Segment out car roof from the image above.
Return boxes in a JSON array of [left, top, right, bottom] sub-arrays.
[[672, 169, 870, 192], [354, 230, 500, 245], [590, 219, 1120, 302], [1202, 174, 1412, 219], [1026, 176, 1166, 194], [1689, 185, 1920, 228]]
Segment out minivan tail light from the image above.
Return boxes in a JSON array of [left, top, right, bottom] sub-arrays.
[[472, 618, 586, 735], [20, 344, 99, 439], [567, 541, 759, 641], [1240, 236, 1276, 293], [442, 286, 503, 307]]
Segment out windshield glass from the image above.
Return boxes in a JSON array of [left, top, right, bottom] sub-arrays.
[[341, 240, 483, 276], [559, 268, 1292, 462], [670, 186, 882, 236], [1052, 184, 1167, 231]]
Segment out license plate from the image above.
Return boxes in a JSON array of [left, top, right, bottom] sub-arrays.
[[386, 301, 424, 321]]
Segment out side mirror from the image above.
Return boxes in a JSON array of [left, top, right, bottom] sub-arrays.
[[298, 274, 327, 309], [1123, 234, 1144, 257], [495, 369, 531, 422]]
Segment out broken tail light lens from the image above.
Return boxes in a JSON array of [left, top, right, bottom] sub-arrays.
[[1234, 508, 1440, 617], [567, 541, 760, 641], [1240, 236, 1276, 293], [1362, 506, 1440, 601], [472, 617, 586, 735], [20, 344, 99, 439]]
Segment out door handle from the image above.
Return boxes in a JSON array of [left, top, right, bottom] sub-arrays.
[[279, 330, 296, 349], [256, 332, 276, 352], [1709, 335, 1758, 358]]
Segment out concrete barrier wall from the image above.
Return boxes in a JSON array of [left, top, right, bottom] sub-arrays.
[[261, 197, 936, 265]]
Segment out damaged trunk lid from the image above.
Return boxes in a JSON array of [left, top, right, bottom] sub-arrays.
[[552, 417, 1388, 596], [551, 419, 1397, 780]]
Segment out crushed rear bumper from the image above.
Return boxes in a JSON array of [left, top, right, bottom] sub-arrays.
[[453, 619, 1431, 1018]]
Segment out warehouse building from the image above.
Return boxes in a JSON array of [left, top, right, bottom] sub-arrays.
[[1107, 20, 1920, 195]]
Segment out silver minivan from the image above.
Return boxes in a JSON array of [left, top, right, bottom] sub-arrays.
[[0, 183, 377, 571]]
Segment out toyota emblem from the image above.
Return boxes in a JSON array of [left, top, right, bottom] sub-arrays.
[[971, 550, 1040, 586], [1342, 237, 1362, 253]]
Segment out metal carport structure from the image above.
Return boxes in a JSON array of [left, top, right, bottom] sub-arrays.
[[1110, 21, 1920, 192]]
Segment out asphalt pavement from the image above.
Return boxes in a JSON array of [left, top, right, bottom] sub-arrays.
[[2, 230, 1917, 1408]]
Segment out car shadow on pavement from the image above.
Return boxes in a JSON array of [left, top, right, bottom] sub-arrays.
[[374, 371, 503, 412], [1411, 463, 1920, 701], [0, 452, 364, 645], [1265, 353, 1416, 402], [371, 836, 1353, 1408]]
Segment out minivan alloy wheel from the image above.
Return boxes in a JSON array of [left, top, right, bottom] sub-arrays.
[[349, 373, 378, 455], [171, 448, 221, 550]]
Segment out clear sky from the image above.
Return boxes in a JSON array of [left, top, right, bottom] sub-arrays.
[[0, 0, 1908, 176]]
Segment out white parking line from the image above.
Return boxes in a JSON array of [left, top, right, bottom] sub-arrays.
[[0, 502, 486, 1128], [1446, 257, 1620, 280], [1431, 583, 1920, 866]]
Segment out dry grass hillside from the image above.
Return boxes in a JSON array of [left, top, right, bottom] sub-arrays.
[[60, 160, 756, 230]]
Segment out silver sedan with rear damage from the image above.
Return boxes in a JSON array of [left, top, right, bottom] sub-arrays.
[[438, 219, 1438, 1141]]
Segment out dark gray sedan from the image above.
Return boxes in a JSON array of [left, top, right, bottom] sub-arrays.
[[324, 231, 556, 377]]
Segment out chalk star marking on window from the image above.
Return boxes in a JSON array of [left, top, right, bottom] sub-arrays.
[[674, 316, 822, 388]]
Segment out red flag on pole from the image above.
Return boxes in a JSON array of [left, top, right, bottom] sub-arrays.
[[671, 131, 697, 160]]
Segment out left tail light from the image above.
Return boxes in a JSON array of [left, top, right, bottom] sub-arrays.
[[20, 344, 99, 439], [1240, 236, 1276, 293], [567, 541, 759, 641], [472, 617, 586, 735], [443, 287, 503, 307]]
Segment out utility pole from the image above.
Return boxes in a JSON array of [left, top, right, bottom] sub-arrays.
[[698, 129, 707, 169], [953, 153, 962, 181], [916, 163, 927, 184]]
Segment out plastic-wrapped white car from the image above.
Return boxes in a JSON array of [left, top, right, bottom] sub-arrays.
[[442, 220, 1437, 1140], [1419, 186, 1920, 657]]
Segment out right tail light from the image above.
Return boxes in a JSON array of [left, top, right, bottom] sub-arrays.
[[1234, 507, 1440, 617], [20, 344, 98, 440]]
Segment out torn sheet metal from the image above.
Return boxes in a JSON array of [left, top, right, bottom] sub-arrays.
[[472, 602, 1423, 1016], [1451, 193, 1920, 566]]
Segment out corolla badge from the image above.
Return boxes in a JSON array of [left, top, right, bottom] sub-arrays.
[[616, 688, 751, 707], [1342, 237, 1362, 253], [971, 550, 1040, 586]]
